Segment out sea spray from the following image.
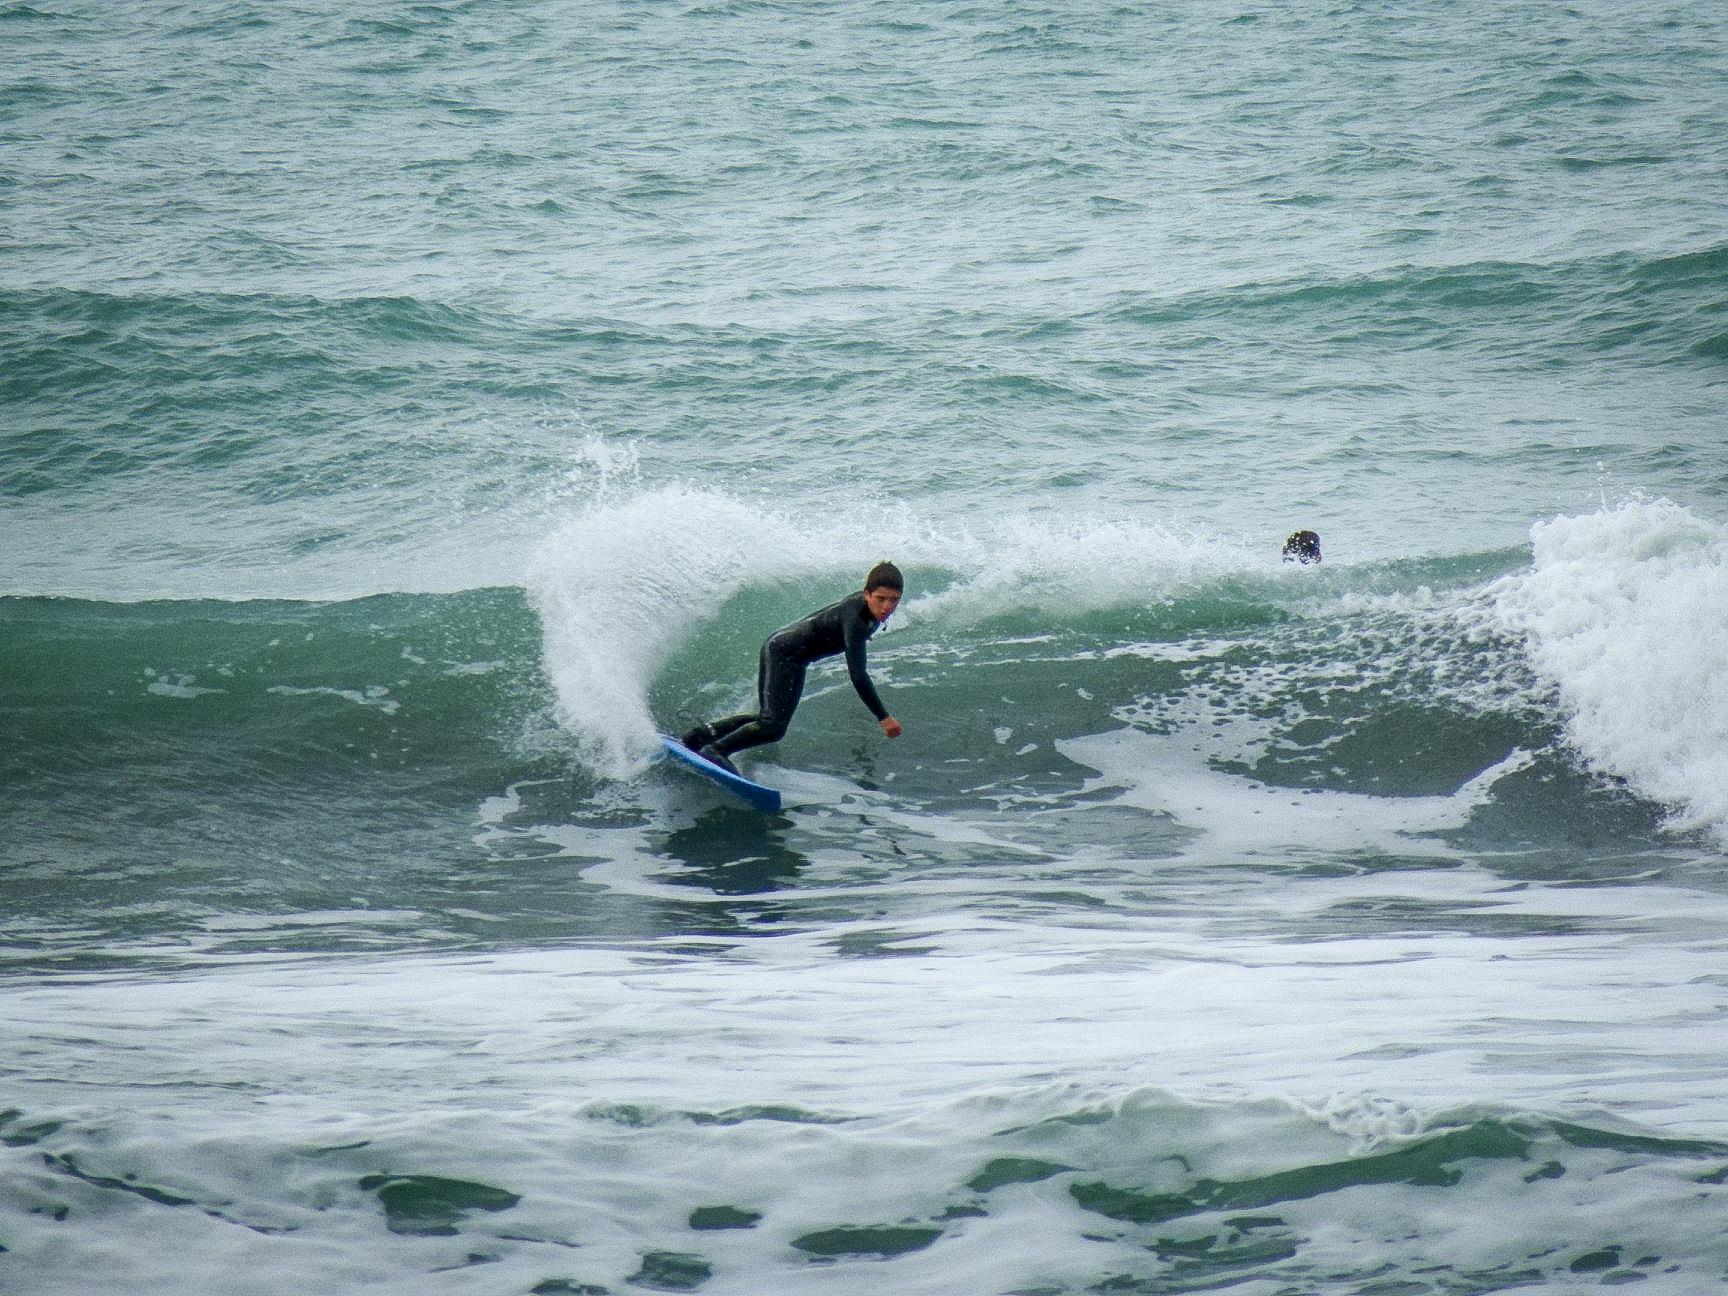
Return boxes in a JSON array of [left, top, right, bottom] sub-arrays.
[[527, 489, 853, 777], [1489, 499, 1728, 840]]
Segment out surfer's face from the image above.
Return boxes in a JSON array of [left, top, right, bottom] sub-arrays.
[[864, 586, 901, 622]]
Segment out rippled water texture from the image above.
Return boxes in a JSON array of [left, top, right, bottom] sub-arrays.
[[5, 2, 1728, 1292]]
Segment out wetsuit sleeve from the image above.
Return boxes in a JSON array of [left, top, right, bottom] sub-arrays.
[[842, 606, 890, 721]]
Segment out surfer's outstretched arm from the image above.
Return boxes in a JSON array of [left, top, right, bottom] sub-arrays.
[[852, 563, 903, 738], [846, 620, 901, 738]]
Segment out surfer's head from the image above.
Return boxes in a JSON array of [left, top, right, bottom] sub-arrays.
[[865, 561, 903, 593], [1282, 530, 1322, 565], [864, 562, 903, 622]]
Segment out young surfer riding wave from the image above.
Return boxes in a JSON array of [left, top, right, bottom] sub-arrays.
[[682, 562, 904, 774]]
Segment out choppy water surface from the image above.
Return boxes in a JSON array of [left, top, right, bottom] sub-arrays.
[[5, 2, 1728, 1292]]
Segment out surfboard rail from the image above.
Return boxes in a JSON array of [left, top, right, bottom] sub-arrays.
[[659, 736, 783, 812]]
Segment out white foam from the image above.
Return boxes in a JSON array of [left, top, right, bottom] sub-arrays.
[[8, 902, 1728, 1292], [1488, 499, 1728, 840], [909, 514, 1251, 625], [526, 489, 823, 777], [10, 841, 1728, 1296], [1059, 725, 1531, 860]]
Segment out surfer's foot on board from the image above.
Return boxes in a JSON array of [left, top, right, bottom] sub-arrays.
[[698, 746, 740, 776], [681, 723, 715, 751]]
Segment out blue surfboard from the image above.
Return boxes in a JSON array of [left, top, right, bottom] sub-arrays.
[[660, 736, 783, 812]]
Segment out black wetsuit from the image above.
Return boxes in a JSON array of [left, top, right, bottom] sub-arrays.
[[695, 591, 889, 761]]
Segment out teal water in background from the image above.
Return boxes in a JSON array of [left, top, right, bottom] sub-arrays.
[[6, 3, 1728, 1293]]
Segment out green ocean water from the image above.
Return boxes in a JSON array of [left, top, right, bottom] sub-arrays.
[[5, 2, 1728, 1292]]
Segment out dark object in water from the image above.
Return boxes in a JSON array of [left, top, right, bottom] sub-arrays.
[[1282, 530, 1322, 564]]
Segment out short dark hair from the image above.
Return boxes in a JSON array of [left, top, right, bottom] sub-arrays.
[[865, 561, 903, 592]]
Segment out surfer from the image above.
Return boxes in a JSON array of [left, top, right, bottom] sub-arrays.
[[681, 563, 904, 774], [1282, 529, 1322, 564]]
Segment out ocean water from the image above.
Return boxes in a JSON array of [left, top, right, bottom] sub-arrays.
[[5, 2, 1728, 1292]]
